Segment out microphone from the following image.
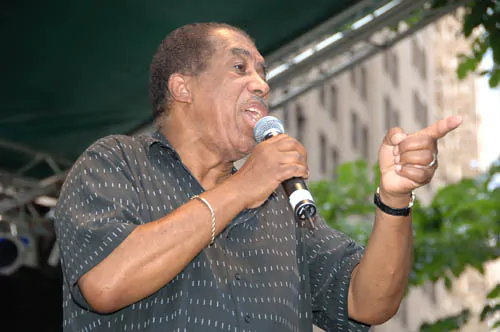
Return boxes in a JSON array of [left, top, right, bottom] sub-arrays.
[[253, 116, 317, 228]]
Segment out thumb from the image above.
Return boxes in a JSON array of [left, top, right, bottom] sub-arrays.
[[383, 127, 407, 147]]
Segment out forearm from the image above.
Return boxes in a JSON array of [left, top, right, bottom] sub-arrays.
[[79, 179, 247, 313], [348, 192, 413, 325]]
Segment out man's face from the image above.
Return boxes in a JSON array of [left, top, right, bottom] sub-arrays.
[[189, 28, 270, 160]]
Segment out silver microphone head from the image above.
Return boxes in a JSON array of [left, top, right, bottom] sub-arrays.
[[253, 116, 285, 143]]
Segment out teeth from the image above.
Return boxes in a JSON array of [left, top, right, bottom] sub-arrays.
[[246, 108, 262, 120]]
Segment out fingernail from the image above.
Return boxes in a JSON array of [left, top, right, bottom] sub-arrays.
[[395, 165, 402, 172], [394, 155, 400, 164]]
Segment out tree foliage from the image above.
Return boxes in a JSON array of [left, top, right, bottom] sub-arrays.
[[309, 159, 500, 330], [419, 309, 470, 332], [453, 0, 500, 88], [400, 0, 499, 87]]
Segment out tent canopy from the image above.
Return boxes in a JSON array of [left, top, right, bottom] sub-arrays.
[[0, 0, 362, 179]]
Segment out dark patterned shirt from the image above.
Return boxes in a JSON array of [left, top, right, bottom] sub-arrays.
[[55, 131, 370, 332]]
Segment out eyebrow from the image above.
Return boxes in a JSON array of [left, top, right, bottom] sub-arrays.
[[231, 47, 267, 77]]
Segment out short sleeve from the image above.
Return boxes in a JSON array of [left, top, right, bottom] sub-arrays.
[[54, 136, 143, 310], [304, 215, 370, 332]]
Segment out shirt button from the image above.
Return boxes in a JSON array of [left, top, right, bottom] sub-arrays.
[[244, 313, 252, 323], [234, 273, 241, 280]]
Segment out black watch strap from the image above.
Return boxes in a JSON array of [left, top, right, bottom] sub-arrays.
[[373, 187, 415, 216]]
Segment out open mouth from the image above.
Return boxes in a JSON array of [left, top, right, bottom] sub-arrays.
[[245, 107, 264, 124]]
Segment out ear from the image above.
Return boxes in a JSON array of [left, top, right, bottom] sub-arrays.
[[168, 73, 192, 104]]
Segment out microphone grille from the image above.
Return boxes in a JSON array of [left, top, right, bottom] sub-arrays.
[[253, 116, 285, 143]]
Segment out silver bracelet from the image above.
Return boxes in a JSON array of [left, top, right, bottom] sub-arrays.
[[191, 195, 216, 245]]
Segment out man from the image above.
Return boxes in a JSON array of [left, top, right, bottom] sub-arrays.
[[55, 22, 462, 331]]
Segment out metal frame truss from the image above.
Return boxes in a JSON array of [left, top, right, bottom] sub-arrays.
[[0, 140, 70, 272], [0, 139, 70, 220], [266, 0, 473, 108]]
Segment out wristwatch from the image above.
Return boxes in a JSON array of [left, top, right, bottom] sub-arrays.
[[373, 187, 415, 216]]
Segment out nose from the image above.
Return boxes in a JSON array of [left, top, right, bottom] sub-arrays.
[[248, 71, 270, 98]]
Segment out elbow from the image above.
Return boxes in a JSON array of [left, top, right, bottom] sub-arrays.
[[349, 292, 402, 325], [348, 285, 402, 325], [86, 292, 121, 314], [352, 305, 399, 326], [79, 273, 123, 314], [348, 266, 407, 325]]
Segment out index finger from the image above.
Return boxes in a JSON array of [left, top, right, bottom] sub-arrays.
[[419, 115, 463, 139], [275, 135, 307, 154]]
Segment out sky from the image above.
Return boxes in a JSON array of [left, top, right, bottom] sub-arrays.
[[476, 51, 500, 171]]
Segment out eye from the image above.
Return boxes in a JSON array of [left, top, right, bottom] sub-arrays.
[[234, 63, 247, 73]]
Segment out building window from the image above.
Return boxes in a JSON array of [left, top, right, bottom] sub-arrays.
[[384, 96, 400, 131], [384, 50, 399, 87], [413, 91, 428, 127], [283, 103, 290, 129], [413, 92, 419, 123], [360, 67, 367, 100], [296, 104, 306, 144], [361, 126, 369, 160], [421, 103, 428, 127], [384, 96, 392, 131], [320, 133, 327, 174], [412, 38, 418, 67], [350, 67, 368, 101], [383, 51, 389, 73], [351, 111, 358, 149], [332, 148, 339, 179], [412, 38, 427, 80], [318, 84, 326, 107], [330, 85, 338, 120], [420, 48, 427, 79], [393, 108, 400, 128], [392, 53, 399, 86]]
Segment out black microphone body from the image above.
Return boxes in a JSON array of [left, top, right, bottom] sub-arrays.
[[281, 176, 317, 225], [254, 116, 317, 228]]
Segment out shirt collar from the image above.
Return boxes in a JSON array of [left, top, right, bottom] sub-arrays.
[[143, 130, 181, 160], [143, 130, 276, 199], [151, 130, 173, 148]]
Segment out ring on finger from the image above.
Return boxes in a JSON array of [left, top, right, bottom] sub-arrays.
[[428, 152, 437, 167]]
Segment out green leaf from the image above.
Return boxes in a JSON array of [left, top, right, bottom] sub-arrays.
[[420, 309, 470, 331], [487, 283, 500, 299], [455, 1, 499, 87], [457, 55, 479, 80], [462, 0, 489, 37], [480, 303, 500, 321], [489, 68, 500, 88]]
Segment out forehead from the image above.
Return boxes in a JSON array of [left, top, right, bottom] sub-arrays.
[[211, 28, 264, 62]]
